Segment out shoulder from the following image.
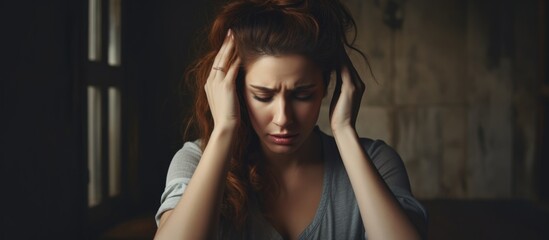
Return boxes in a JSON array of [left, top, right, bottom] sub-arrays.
[[318, 130, 427, 231], [173, 139, 203, 161], [357, 138, 406, 175], [171, 139, 203, 168], [318, 129, 398, 163], [318, 129, 410, 189], [165, 139, 203, 183]]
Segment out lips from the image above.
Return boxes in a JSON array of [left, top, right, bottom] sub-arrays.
[[268, 133, 299, 145]]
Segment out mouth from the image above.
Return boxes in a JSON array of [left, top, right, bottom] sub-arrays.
[[268, 133, 299, 145]]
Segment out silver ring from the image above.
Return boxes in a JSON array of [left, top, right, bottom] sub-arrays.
[[213, 66, 225, 72]]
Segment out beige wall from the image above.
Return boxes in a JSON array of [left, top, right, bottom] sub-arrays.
[[317, 0, 540, 199]]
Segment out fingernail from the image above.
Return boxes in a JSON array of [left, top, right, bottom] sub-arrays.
[[227, 29, 231, 37]]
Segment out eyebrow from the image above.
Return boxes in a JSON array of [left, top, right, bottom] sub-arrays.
[[249, 84, 316, 92]]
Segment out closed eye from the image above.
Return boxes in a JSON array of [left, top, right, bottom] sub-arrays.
[[293, 92, 314, 101], [253, 95, 272, 102]]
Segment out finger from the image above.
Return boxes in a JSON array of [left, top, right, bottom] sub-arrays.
[[340, 65, 353, 92], [215, 31, 235, 79], [225, 57, 241, 86], [342, 65, 364, 127], [349, 65, 365, 93], [213, 30, 231, 68], [210, 30, 232, 79], [344, 53, 366, 93], [339, 48, 364, 90], [329, 69, 342, 118]]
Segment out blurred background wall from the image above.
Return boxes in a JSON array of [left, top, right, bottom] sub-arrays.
[[1, 0, 547, 239], [318, 0, 542, 200]]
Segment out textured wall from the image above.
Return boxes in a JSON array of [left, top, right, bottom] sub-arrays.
[[317, 0, 540, 199]]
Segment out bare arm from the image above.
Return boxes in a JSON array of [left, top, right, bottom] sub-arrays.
[[330, 65, 421, 240], [333, 127, 421, 240], [155, 30, 241, 240], [155, 127, 236, 239]]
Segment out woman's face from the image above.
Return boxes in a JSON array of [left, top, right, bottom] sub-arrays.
[[244, 54, 325, 156]]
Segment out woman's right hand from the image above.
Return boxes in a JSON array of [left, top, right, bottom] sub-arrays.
[[205, 30, 242, 130]]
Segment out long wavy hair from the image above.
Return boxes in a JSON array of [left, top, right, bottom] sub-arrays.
[[183, 0, 367, 231]]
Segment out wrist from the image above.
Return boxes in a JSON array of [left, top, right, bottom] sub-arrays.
[[210, 125, 239, 162], [331, 125, 357, 138], [331, 123, 354, 134], [214, 119, 239, 131], [212, 123, 238, 137]]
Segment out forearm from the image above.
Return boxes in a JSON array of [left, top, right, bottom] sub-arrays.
[[332, 127, 420, 240], [155, 126, 236, 240]]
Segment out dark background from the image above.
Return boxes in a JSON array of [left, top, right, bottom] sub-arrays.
[[1, 0, 215, 238], [1, 0, 548, 239]]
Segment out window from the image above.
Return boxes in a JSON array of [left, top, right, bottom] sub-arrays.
[[86, 0, 126, 228]]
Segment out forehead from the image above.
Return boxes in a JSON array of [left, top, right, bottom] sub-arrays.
[[244, 54, 322, 88]]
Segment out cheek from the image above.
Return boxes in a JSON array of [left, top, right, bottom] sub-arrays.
[[295, 99, 322, 123], [244, 94, 270, 127]]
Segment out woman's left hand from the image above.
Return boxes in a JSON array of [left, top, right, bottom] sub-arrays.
[[329, 53, 365, 133]]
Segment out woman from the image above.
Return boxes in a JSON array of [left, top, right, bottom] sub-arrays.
[[155, 0, 427, 239]]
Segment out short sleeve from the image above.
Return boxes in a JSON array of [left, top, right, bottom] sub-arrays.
[[155, 140, 202, 226], [363, 139, 429, 238]]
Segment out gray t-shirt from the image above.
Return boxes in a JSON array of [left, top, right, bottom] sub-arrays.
[[156, 129, 428, 239]]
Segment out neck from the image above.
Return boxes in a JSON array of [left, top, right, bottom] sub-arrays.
[[260, 130, 323, 178]]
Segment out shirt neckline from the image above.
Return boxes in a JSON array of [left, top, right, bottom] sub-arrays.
[[253, 127, 333, 240], [296, 129, 333, 239]]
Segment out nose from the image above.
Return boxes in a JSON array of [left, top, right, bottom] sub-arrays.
[[272, 97, 293, 128]]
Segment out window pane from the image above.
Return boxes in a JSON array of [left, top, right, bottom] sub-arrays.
[[88, 0, 101, 61], [108, 0, 121, 66], [87, 86, 102, 207], [108, 87, 121, 197]]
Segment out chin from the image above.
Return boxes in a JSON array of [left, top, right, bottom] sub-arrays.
[[259, 136, 306, 156], [264, 144, 299, 155]]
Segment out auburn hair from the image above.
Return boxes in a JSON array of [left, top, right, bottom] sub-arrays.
[[183, 0, 366, 231]]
